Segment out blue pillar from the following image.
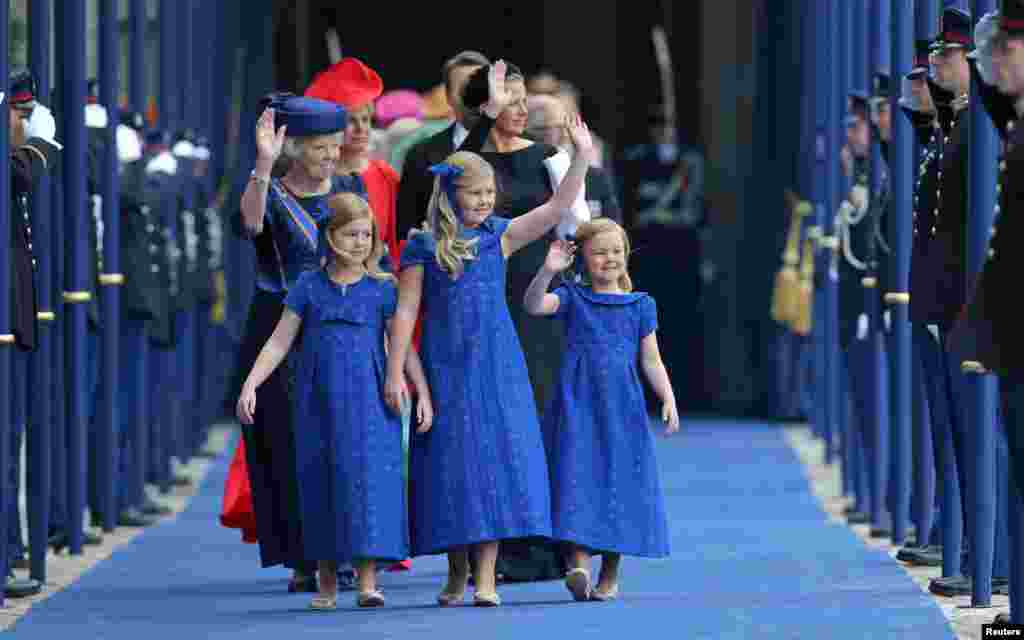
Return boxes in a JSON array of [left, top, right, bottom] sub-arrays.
[[966, 0, 999, 609], [812, 0, 828, 470], [129, 0, 145, 116], [888, 0, 914, 547], [824, 0, 841, 469], [60, 0, 88, 555], [97, 0, 121, 533], [26, 0, 52, 584], [0, 0, 10, 610], [836, 0, 855, 493], [867, 0, 892, 533]]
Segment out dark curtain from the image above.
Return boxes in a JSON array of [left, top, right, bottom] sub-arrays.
[[740, 0, 810, 417]]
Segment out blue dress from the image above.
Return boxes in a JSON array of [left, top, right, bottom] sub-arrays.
[[284, 269, 408, 563], [543, 283, 670, 558], [401, 216, 553, 556]]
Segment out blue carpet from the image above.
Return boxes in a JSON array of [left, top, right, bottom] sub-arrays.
[[10, 421, 953, 639]]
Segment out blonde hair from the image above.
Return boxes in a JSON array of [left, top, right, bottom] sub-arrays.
[[323, 192, 394, 282], [424, 150, 495, 278], [574, 218, 634, 292]]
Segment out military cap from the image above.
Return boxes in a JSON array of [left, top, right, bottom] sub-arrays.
[[931, 7, 973, 51]]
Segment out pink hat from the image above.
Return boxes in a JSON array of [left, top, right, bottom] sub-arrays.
[[374, 90, 423, 129]]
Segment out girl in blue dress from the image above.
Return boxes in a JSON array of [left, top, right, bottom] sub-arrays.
[[524, 217, 680, 602], [383, 103, 597, 607], [237, 193, 433, 610]]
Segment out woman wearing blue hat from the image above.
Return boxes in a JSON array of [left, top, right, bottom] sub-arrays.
[[229, 95, 356, 593]]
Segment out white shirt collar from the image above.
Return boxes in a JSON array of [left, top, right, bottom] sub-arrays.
[[453, 122, 469, 149]]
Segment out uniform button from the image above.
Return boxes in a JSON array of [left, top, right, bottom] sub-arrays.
[[995, 204, 1001, 215], [150, 265, 159, 273], [1009, 121, 1016, 132], [933, 208, 939, 215], [27, 242, 32, 251], [1000, 160, 1007, 171], [998, 183, 1003, 194], [989, 248, 996, 258], [147, 223, 155, 233]]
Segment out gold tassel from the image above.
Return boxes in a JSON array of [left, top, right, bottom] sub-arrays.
[[211, 271, 226, 325], [771, 190, 810, 328], [793, 233, 816, 336]]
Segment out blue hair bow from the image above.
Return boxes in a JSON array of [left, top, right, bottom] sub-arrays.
[[428, 162, 465, 224]]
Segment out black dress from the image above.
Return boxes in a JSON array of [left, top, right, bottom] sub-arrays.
[[476, 142, 567, 582]]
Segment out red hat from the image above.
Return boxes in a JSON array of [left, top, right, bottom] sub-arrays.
[[304, 57, 384, 111]]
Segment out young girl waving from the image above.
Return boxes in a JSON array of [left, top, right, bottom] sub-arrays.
[[237, 193, 433, 610], [384, 104, 596, 607], [524, 218, 679, 602]]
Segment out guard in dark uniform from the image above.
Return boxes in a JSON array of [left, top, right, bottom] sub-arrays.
[[5, 68, 60, 597], [188, 135, 218, 457], [142, 127, 179, 497], [897, 42, 947, 569], [621, 108, 706, 411], [84, 79, 112, 533], [921, 8, 1010, 598], [963, 3, 1024, 621], [838, 91, 883, 529]]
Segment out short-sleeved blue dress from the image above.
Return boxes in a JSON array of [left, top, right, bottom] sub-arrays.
[[542, 283, 670, 558], [284, 269, 408, 563], [400, 216, 553, 556]]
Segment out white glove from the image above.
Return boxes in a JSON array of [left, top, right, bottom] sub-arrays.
[[25, 104, 61, 149], [974, 10, 1000, 85], [116, 124, 142, 163], [849, 184, 868, 214], [926, 324, 940, 342], [883, 309, 891, 332], [543, 150, 590, 239], [857, 313, 869, 340]]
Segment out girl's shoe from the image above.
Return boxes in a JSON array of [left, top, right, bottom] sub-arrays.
[[473, 591, 501, 607], [437, 585, 466, 606], [590, 584, 619, 602], [357, 590, 385, 607], [309, 594, 337, 610], [565, 568, 592, 602]]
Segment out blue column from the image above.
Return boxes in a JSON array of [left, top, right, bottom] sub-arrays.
[[888, 0, 914, 547], [129, 0, 145, 115], [26, 0, 52, 584], [836, 0, 855, 491], [59, 0, 87, 555], [812, 0, 828, 467], [867, 0, 892, 533], [97, 0, 121, 533], [966, 0, 999, 609], [0, 0, 10, 610], [824, 0, 841, 468]]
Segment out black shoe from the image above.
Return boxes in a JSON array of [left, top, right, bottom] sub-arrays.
[[846, 511, 870, 524], [140, 498, 174, 516], [118, 508, 158, 528], [10, 557, 30, 571], [930, 575, 971, 597], [49, 529, 103, 552], [897, 545, 942, 567], [5, 574, 42, 598], [995, 612, 1012, 625], [869, 527, 892, 539]]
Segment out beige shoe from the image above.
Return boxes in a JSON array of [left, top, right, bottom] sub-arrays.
[[565, 568, 592, 602], [590, 584, 619, 602], [309, 594, 337, 610], [473, 591, 501, 607]]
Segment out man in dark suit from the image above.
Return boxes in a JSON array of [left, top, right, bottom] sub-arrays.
[[395, 51, 490, 241]]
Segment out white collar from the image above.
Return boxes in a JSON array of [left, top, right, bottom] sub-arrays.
[[453, 122, 469, 149]]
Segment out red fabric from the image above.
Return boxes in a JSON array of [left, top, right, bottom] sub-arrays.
[[220, 439, 258, 544], [362, 159, 401, 265]]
